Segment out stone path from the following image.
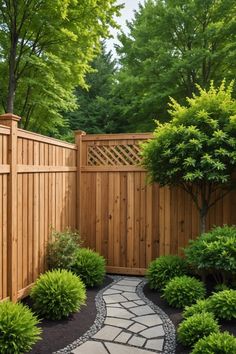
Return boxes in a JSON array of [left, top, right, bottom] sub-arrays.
[[63, 277, 175, 354]]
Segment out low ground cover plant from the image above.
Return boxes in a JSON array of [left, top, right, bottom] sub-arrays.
[[177, 312, 219, 347], [146, 255, 188, 290], [71, 248, 106, 287], [30, 269, 86, 320], [163, 275, 206, 308], [0, 301, 41, 354], [47, 229, 81, 270], [208, 289, 236, 320], [191, 331, 236, 354], [184, 225, 236, 285]]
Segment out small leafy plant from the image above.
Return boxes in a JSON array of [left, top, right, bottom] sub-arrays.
[[208, 289, 236, 320], [146, 255, 188, 290], [0, 301, 41, 354], [30, 269, 86, 320], [183, 299, 212, 319], [191, 331, 236, 354], [184, 225, 236, 284], [71, 248, 106, 287], [163, 275, 206, 308], [177, 312, 219, 347], [47, 229, 81, 270]]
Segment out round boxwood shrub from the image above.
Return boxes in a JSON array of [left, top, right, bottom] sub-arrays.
[[163, 275, 206, 308], [191, 331, 236, 354], [184, 225, 236, 284], [208, 289, 236, 320], [177, 312, 219, 347], [30, 269, 86, 320], [0, 301, 41, 354], [183, 298, 212, 319], [146, 255, 188, 290], [71, 248, 106, 287]]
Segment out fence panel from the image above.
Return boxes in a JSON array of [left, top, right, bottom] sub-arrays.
[[78, 133, 236, 275]]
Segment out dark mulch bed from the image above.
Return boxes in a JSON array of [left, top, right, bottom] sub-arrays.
[[22, 276, 112, 354], [143, 282, 236, 354]]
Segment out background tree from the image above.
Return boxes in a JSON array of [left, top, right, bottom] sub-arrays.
[[116, 0, 236, 131], [0, 0, 121, 136], [141, 81, 236, 233], [65, 43, 126, 135]]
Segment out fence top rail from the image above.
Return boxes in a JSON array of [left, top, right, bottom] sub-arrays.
[[82, 133, 153, 141], [0, 124, 10, 135], [18, 129, 77, 150]]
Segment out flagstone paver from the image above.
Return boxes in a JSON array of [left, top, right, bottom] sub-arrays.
[[56, 276, 176, 354]]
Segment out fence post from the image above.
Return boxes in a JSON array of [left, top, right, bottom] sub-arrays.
[[74, 130, 86, 232], [0, 113, 20, 302]]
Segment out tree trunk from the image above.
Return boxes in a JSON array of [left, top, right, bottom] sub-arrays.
[[200, 207, 208, 234], [6, 34, 17, 113]]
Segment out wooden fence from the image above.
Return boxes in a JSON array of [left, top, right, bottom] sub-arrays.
[[77, 133, 236, 275], [0, 114, 77, 302], [0, 114, 236, 301]]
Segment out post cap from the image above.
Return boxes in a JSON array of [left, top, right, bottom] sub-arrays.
[[0, 113, 21, 123], [74, 130, 86, 136]]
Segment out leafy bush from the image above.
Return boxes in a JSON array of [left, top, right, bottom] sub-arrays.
[[214, 283, 231, 292], [163, 275, 206, 308], [47, 229, 81, 270], [30, 269, 86, 320], [208, 289, 236, 320], [177, 312, 219, 347], [184, 225, 236, 284], [0, 301, 41, 354], [183, 299, 212, 319], [191, 331, 236, 354], [146, 255, 188, 290], [71, 248, 106, 287]]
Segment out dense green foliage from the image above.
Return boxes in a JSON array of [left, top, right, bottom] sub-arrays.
[[183, 299, 212, 319], [71, 248, 106, 287], [30, 270, 86, 320], [208, 290, 236, 320], [0, 0, 121, 136], [47, 229, 80, 270], [141, 83, 236, 232], [65, 44, 126, 135], [116, 0, 236, 131], [191, 331, 236, 354], [0, 301, 41, 354], [146, 255, 188, 290], [177, 313, 219, 347], [184, 226, 236, 284], [163, 275, 206, 308]]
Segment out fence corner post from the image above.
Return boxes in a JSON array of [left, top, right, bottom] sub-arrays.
[[0, 113, 21, 302], [74, 130, 86, 233]]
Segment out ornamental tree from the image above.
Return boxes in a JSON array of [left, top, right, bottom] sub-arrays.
[[141, 81, 236, 233]]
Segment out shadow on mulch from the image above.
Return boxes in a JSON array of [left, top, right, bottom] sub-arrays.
[[23, 276, 112, 354], [143, 283, 236, 354]]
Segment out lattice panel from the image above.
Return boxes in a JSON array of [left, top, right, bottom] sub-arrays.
[[88, 144, 142, 166]]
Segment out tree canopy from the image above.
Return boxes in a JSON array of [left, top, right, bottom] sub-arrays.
[[116, 0, 236, 131], [0, 0, 121, 136], [65, 44, 126, 135], [141, 81, 236, 232]]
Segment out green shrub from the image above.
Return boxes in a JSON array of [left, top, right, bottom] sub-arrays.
[[214, 283, 231, 292], [183, 299, 212, 319], [191, 331, 236, 354], [163, 275, 206, 308], [177, 312, 219, 347], [0, 301, 41, 354], [30, 269, 86, 320], [208, 289, 236, 320], [47, 229, 81, 270], [146, 255, 188, 290], [184, 225, 236, 284], [71, 248, 106, 287]]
